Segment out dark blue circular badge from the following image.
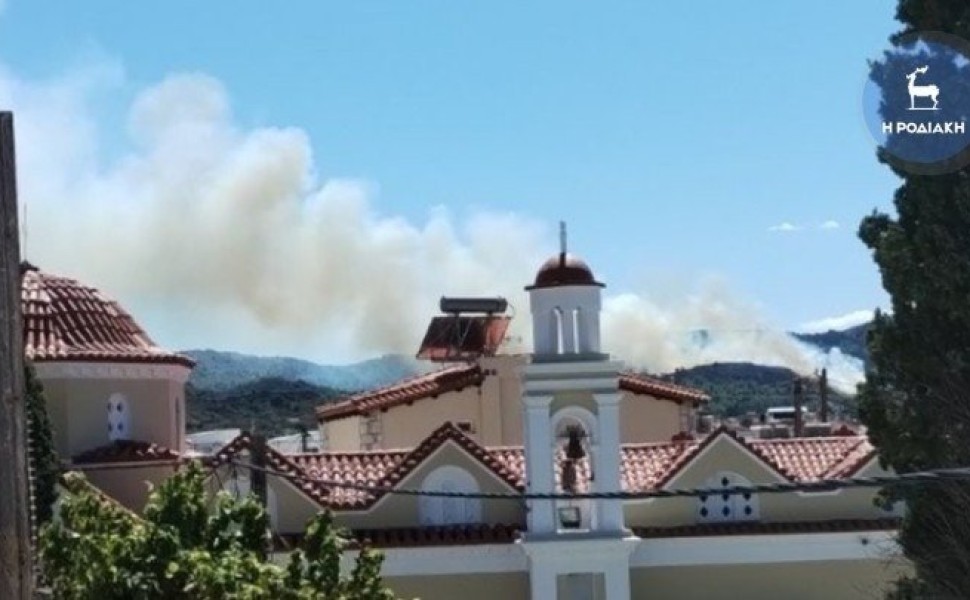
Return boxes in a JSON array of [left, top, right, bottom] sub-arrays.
[[863, 32, 970, 174]]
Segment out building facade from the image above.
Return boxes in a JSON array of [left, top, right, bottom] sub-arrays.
[[22, 262, 192, 510], [218, 249, 909, 599]]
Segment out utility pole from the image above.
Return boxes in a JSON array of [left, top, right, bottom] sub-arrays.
[[818, 368, 829, 423], [792, 376, 804, 437], [249, 431, 268, 558], [0, 112, 34, 599]]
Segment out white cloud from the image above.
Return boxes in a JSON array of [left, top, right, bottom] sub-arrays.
[[819, 220, 840, 230], [768, 222, 800, 232], [795, 310, 874, 334], [2, 55, 863, 389]]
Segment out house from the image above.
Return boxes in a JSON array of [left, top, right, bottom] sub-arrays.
[[21, 261, 192, 511], [209, 248, 909, 599]]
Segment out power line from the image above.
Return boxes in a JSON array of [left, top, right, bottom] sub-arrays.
[[225, 457, 970, 502]]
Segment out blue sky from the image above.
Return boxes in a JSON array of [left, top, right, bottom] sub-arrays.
[[0, 1, 902, 365]]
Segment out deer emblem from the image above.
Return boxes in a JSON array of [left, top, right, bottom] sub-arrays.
[[906, 66, 940, 110]]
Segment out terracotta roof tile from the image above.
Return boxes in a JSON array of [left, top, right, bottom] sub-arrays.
[[749, 436, 872, 481], [275, 519, 899, 550], [273, 523, 522, 551], [215, 427, 874, 513], [654, 428, 876, 488], [633, 518, 900, 539], [21, 264, 193, 367], [317, 364, 486, 420], [72, 440, 180, 465], [619, 372, 710, 404], [317, 366, 708, 422], [352, 523, 522, 548]]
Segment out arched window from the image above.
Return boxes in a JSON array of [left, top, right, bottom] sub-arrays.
[[553, 307, 565, 354], [573, 306, 585, 352], [419, 466, 482, 526], [697, 471, 759, 523], [107, 393, 130, 441]]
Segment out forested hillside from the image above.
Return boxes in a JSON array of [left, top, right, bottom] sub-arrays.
[[663, 362, 853, 419], [185, 377, 344, 436]]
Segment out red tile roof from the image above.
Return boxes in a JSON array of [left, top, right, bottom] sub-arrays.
[[632, 518, 901, 539], [275, 518, 900, 550], [416, 316, 511, 361], [654, 427, 875, 488], [317, 364, 487, 420], [72, 440, 180, 465], [215, 425, 874, 513], [213, 423, 522, 510], [21, 263, 193, 367], [273, 523, 522, 551], [317, 365, 708, 421], [619, 373, 710, 404]]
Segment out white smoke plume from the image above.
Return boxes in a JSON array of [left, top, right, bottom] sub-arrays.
[[1, 60, 864, 391]]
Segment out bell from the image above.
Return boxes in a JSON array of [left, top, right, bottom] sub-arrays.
[[565, 426, 586, 460], [561, 459, 577, 493]]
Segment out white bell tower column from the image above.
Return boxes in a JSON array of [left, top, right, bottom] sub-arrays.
[[518, 224, 637, 600]]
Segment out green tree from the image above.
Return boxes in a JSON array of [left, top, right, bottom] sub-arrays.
[[25, 363, 59, 525], [858, 2, 970, 597], [39, 463, 397, 600]]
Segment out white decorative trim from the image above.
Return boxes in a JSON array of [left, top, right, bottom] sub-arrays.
[[523, 360, 623, 377], [521, 536, 639, 563], [631, 530, 901, 567], [523, 379, 619, 394], [34, 361, 192, 383]]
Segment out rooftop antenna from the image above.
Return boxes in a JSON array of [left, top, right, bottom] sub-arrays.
[[559, 220, 567, 264]]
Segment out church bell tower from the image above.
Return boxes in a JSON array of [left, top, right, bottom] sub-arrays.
[[519, 223, 635, 599]]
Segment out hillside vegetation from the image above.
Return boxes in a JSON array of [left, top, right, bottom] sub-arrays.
[[186, 377, 344, 436], [182, 350, 420, 391], [663, 362, 853, 419]]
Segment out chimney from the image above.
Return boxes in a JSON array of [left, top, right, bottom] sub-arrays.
[[793, 376, 804, 437], [819, 368, 829, 423]]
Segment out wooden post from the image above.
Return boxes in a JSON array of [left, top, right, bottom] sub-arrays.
[[0, 112, 34, 598], [792, 376, 804, 437], [250, 433, 267, 507], [249, 432, 268, 558], [818, 368, 829, 423]]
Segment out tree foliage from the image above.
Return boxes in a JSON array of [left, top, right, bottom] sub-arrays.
[[858, 1, 970, 597], [25, 363, 59, 525], [39, 463, 397, 599]]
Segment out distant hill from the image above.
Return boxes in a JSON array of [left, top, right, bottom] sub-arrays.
[[792, 323, 870, 363], [186, 377, 344, 436], [663, 362, 853, 419], [182, 321, 872, 433], [182, 350, 421, 392]]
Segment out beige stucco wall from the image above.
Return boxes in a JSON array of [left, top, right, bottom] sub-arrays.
[[323, 415, 362, 452], [624, 437, 893, 528], [269, 473, 323, 535], [378, 387, 484, 450], [620, 392, 683, 444], [630, 559, 910, 600], [321, 354, 689, 451], [385, 573, 529, 600], [82, 464, 178, 513], [40, 375, 180, 459]]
